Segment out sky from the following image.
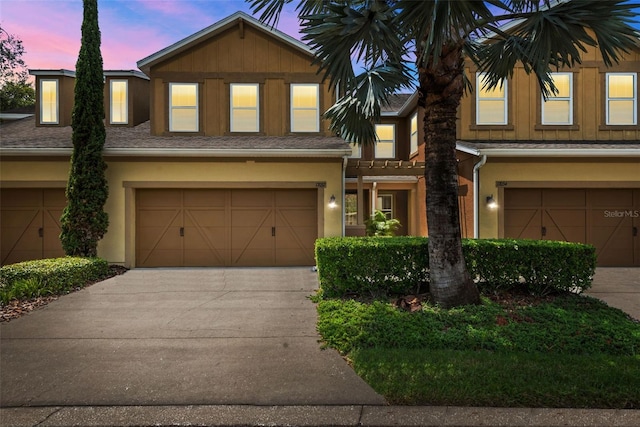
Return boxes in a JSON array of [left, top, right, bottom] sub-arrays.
[[1, 0, 639, 75], [0, 0, 303, 72]]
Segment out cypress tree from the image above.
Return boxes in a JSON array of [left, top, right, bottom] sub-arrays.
[[60, 0, 108, 257]]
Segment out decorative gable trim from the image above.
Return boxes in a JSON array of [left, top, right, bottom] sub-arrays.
[[137, 11, 314, 74]]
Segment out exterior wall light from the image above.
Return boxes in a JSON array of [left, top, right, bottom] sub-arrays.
[[328, 194, 337, 209], [486, 195, 498, 209]]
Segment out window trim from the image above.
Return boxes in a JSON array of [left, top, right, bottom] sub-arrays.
[[39, 79, 59, 125], [290, 83, 320, 133], [606, 72, 637, 126], [541, 72, 573, 125], [374, 123, 396, 159], [410, 113, 418, 156], [169, 82, 199, 133], [109, 79, 128, 125], [230, 83, 259, 132], [376, 193, 394, 220], [476, 72, 508, 125]]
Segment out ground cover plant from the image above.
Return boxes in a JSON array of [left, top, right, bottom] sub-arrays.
[[316, 286, 640, 408], [0, 257, 124, 321]]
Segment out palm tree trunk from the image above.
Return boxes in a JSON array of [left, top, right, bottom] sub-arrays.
[[420, 43, 480, 308]]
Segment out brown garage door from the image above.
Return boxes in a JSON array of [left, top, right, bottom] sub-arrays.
[[136, 189, 317, 267], [1, 188, 66, 265], [504, 188, 640, 266]]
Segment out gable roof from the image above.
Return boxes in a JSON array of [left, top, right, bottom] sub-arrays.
[[137, 11, 314, 74], [0, 117, 351, 158]]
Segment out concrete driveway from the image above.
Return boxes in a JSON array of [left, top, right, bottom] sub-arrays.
[[586, 267, 640, 321], [0, 268, 385, 407]]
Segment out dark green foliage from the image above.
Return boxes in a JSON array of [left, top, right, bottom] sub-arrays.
[[60, 0, 108, 257], [317, 296, 640, 356], [315, 237, 596, 298], [0, 80, 35, 111], [0, 257, 109, 304]]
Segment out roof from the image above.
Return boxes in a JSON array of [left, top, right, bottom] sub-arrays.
[[137, 11, 314, 74], [29, 69, 76, 78], [381, 93, 418, 116], [0, 117, 351, 158], [457, 140, 640, 157]]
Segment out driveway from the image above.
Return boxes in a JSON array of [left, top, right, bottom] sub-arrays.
[[0, 268, 385, 407], [586, 267, 640, 321]]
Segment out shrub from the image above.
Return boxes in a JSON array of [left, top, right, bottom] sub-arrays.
[[365, 210, 401, 236], [315, 237, 596, 298], [0, 257, 109, 304]]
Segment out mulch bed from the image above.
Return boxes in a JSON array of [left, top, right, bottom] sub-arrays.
[[0, 265, 128, 323]]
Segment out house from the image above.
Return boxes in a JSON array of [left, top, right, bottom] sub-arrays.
[[1, 11, 638, 267], [0, 12, 349, 268]]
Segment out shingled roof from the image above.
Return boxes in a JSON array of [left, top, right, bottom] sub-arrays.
[[0, 117, 351, 157]]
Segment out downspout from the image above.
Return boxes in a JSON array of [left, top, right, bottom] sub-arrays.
[[472, 155, 487, 239], [342, 156, 348, 236]]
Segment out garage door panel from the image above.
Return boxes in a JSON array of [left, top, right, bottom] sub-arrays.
[[183, 189, 226, 207], [543, 189, 585, 207], [232, 227, 273, 250], [276, 249, 314, 266], [232, 190, 272, 207], [232, 249, 274, 266], [43, 207, 65, 258], [137, 189, 182, 207], [276, 208, 316, 227], [504, 189, 541, 207], [1, 189, 42, 207], [589, 189, 634, 208], [275, 190, 316, 206], [186, 209, 226, 226], [544, 210, 586, 242], [504, 209, 541, 239]]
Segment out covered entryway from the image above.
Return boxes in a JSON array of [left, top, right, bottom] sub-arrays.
[[504, 188, 640, 266], [0, 188, 66, 265], [136, 189, 317, 267]]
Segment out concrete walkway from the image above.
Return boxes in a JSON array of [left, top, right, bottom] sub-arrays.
[[1, 267, 639, 427]]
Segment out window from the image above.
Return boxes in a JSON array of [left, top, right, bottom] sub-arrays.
[[376, 194, 393, 220], [110, 80, 128, 124], [348, 143, 361, 158], [291, 84, 319, 132], [542, 73, 573, 125], [476, 73, 507, 125], [169, 83, 198, 132], [606, 73, 636, 125], [375, 124, 395, 158], [40, 79, 58, 124], [410, 113, 418, 155], [345, 193, 358, 226], [231, 84, 259, 132]]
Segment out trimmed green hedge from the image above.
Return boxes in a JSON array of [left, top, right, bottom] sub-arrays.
[[315, 237, 596, 298], [0, 257, 110, 304]]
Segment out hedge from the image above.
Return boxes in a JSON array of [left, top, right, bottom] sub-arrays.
[[0, 257, 110, 304], [315, 237, 596, 298]]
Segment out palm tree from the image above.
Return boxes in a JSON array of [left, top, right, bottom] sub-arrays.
[[248, 0, 639, 307]]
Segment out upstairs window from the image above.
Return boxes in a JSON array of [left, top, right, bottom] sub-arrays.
[[231, 84, 259, 132], [476, 73, 507, 125], [542, 73, 573, 125], [375, 124, 395, 158], [348, 143, 361, 158], [110, 80, 128, 124], [169, 83, 198, 132], [40, 79, 58, 124], [606, 73, 637, 125], [410, 113, 418, 155], [291, 84, 319, 132]]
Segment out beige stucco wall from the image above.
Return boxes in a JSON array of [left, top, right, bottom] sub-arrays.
[[478, 158, 640, 238], [1, 158, 343, 266]]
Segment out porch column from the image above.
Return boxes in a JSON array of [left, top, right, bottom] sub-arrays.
[[357, 175, 364, 225]]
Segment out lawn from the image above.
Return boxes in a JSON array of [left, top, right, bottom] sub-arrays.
[[316, 291, 640, 408]]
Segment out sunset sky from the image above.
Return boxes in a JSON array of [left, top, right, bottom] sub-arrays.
[[1, 0, 639, 75]]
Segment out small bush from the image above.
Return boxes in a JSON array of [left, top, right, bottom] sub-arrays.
[[315, 237, 596, 298], [0, 257, 109, 304]]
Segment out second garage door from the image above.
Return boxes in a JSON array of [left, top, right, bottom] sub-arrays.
[[504, 188, 640, 266], [136, 189, 318, 267]]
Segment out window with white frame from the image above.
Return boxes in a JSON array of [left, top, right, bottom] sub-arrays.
[[345, 192, 358, 226], [169, 83, 198, 132], [40, 79, 58, 124], [375, 124, 395, 158], [231, 83, 259, 132], [410, 113, 418, 155], [542, 73, 573, 125], [376, 193, 393, 220], [606, 73, 637, 125], [476, 73, 507, 125], [110, 80, 128, 124], [348, 143, 361, 158], [291, 84, 319, 132]]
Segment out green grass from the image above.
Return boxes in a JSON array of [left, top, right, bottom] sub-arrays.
[[316, 294, 640, 408]]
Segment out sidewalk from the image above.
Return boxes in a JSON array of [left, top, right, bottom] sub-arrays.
[[2, 404, 640, 426]]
